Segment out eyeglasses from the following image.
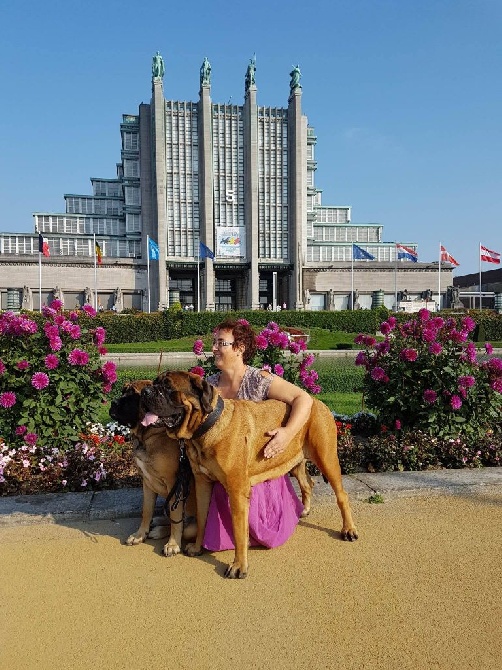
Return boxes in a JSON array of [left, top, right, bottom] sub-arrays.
[[212, 339, 235, 349]]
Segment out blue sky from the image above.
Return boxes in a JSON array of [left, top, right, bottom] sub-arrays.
[[1, 0, 501, 276]]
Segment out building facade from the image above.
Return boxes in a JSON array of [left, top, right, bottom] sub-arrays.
[[0, 53, 453, 312]]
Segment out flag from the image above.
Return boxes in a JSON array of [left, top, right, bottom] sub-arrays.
[[480, 245, 500, 264], [38, 233, 50, 257], [148, 237, 160, 260], [440, 245, 459, 267], [352, 244, 375, 261], [199, 241, 214, 260], [397, 243, 418, 262], [95, 241, 102, 265]]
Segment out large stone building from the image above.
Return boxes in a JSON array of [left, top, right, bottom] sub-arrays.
[[0, 53, 453, 312]]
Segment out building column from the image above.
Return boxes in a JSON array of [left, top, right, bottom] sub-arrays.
[[198, 83, 215, 311], [151, 76, 168, 309], [288, 87, 307, 310], [243, 85, 260, 310]]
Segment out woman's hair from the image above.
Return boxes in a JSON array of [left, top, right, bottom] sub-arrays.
[[216, 319, 257, 364]]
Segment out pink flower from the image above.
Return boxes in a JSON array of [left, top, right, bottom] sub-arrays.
[[429, 342, 443, 355], [458, 375, 475, 388], [255, 334, 268, 350], [0, 392, 16, 408], [190, 366, 205, 378], [15, 425, 27, 435], [101, 361, 117, 383], [82, 304, 96, 317], [355, 351, 368, 367], [395, 419, 401, 430], [69, 324, 82, 339], [98, 346, 108, 355], [423, 389, 437, 404], [418, 309, 430, 322], [491, 379, 502, 393], [261, 364, 272, 372], [380, 322, 391, 335], [44, 354, 59, 370], [273, 364, 284, 377], [49, 337, 63, 351], [450, 395, 462, 410], [31, 372, 50, 390], [50, 299, 63, 311], [16, 360, 30, 370], [400, 348, 418, 362], [193, 339, 204, 355], [370, 366, 387, 381], [289, 341, 300, 355], [461, 316, 476, 333], [485, 342, 493, 355], [94, 327, 106, 346], [68, 349, 90, 366], [24, 432, 38, 446]]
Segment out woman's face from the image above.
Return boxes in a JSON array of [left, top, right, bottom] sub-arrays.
[[212, 328, 243, 369]]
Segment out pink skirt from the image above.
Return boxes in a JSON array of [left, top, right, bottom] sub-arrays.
[[203, 475, 304, 551]]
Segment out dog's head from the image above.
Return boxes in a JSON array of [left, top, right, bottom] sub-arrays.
[[109, 380, 153, 428], [140, 370, 218, 439]]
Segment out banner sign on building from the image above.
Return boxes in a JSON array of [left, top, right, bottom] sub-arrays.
[[217, 227, 246, 257]]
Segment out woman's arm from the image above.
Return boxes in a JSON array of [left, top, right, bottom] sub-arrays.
[[262, 374, 313, 459]]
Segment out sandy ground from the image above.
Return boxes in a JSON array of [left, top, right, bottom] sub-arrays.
[[1, 492, 501, 670]]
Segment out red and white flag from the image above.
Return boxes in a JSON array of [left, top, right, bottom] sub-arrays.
[[38, 233, 50, 257], [440, 245, 459, 267], [480, 245, 501, 264]]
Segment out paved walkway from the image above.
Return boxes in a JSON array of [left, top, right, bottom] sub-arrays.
[[1, 467, 501, 527], [1, 470, 501, 670]]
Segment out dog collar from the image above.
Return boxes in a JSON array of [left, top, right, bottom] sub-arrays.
[[192, 395, 225, 439]]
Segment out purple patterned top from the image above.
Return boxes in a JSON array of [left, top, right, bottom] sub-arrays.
[[207, 366, 273, 401]]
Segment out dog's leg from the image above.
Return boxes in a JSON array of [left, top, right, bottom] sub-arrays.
[[162, 498, 184, 557], [289, 459, 314, 517], [224, 485, 251, 579], [126, 482, 157, 545], [184, 476, 213, 558], [313, 449, 358, 541]]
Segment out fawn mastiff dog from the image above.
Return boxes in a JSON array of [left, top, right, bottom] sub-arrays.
[[141, 370, 358, 578], [109, 380, 196, 556]]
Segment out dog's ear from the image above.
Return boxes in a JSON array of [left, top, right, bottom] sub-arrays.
[[189, 373, 216, 414]]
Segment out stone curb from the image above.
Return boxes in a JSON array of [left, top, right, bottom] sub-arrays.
[[1, 468, 500, 528]]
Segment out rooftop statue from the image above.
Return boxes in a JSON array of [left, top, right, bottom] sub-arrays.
[[289, 64, 301, 92], [200, 56, 211, 86], [245, 54, 256, 92], [152, 51, 165, 79]]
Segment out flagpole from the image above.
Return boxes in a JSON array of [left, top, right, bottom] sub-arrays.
[[147, 235, 151, 313], [197, 242, 201, 312], [93, 233, 98, 311], [351, 244, 354, 310], [479, 241, 482, 310], [39, 251, 42, 312], [438, 241, 441, 311], [394, 243, 398, 311]]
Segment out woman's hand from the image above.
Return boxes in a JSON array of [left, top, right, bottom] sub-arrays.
[[263, 427, 292, 459]]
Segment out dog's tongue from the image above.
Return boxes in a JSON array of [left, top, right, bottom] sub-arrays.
[[141, 412, 159, 427]]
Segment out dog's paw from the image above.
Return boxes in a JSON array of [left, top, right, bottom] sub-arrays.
[[162, 541, 181, 557], [341, 526, 359, 541], [184, 542, 204, 557], [125, 533, 146, 546], [148, 525, 170, 540], [224, 563, 248, 579]]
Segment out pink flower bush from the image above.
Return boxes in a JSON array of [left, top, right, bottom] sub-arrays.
[[0, 302, 116, 450], [356, 308, 502, 438]]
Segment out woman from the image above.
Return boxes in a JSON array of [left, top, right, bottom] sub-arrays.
[[203, 318, 313, 551]]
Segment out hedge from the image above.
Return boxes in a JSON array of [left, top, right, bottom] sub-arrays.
[[25, 306, 502, 345]]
